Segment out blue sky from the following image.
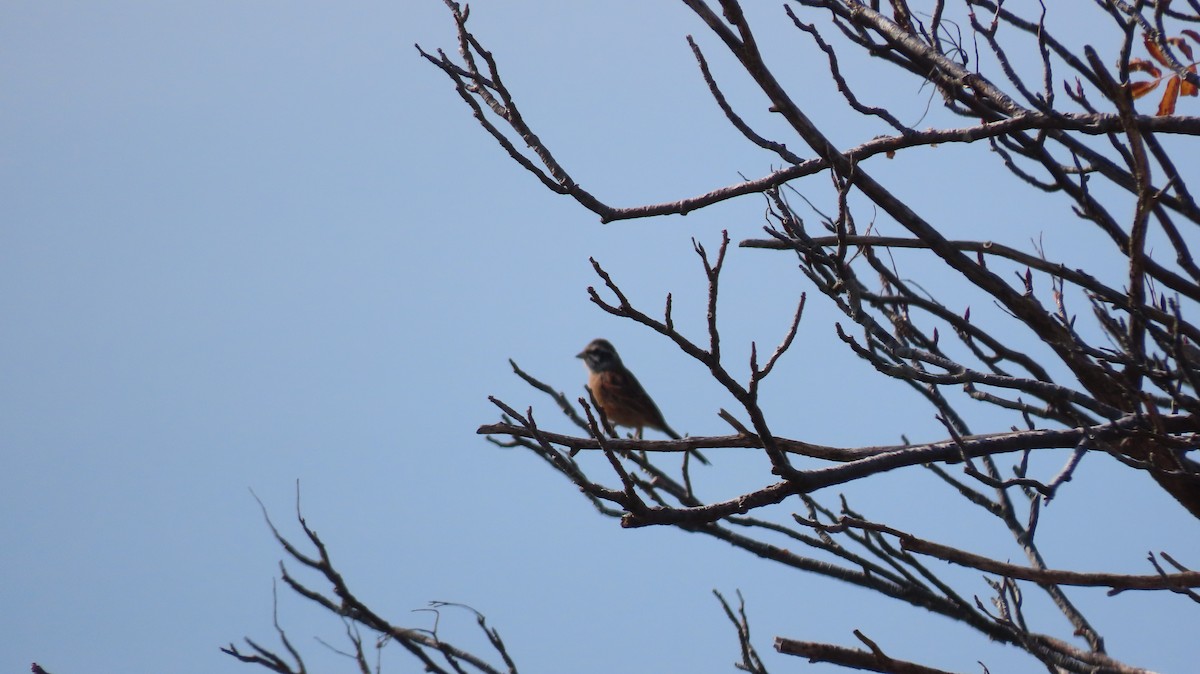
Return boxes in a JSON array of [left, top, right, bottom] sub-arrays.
[[3, 2, 1198, 673]]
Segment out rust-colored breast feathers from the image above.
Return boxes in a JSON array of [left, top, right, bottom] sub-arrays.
[[589, 368, 669, 432]]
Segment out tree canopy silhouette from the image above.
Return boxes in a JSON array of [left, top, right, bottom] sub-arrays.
[[227, 2, 1200, 672]]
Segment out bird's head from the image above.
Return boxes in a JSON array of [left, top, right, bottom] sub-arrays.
[[576, 338, 621, 373]]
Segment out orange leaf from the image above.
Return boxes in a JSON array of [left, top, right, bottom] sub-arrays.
[[1131, 80, 1160, 99], [1169, 36, 1194, 61], [1146, 34, 1171, 66], [1158, 76, 1181, 115], [1183, 29, 1200, 45], [1183, 66, 1200, 97], [1129, 58, 1162, 77]]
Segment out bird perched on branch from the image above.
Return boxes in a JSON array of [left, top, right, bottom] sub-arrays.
[[576, 338, 708, 465]]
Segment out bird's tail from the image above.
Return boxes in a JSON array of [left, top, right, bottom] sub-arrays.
[[662, 424, 705, 460], [664, 425, 710, 465]]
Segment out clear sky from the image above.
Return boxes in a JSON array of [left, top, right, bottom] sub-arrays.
[[3, 2, 1198, 673]]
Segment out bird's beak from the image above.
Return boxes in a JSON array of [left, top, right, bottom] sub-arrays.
[[575, 351, 585, 359]]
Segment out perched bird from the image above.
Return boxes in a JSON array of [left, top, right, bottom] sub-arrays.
[[576, 338, 708, 465]]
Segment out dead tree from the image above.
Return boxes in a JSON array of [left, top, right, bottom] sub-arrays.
[[228, 2, 1200, 672]]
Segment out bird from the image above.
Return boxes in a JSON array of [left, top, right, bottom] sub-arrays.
[[576, 338, 708, 465]]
